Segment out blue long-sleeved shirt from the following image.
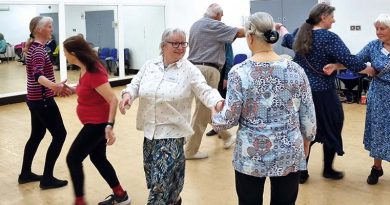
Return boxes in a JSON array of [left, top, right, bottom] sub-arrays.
[[282, 29, 366, 91]]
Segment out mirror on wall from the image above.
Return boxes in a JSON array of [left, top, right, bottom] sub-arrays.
[[0, 3, 166, 98], [122, 5, 165, 72], [0, 4, 59, 95], [64, 5, 119, 84]]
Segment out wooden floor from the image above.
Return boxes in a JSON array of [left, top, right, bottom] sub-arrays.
[[0, 61, 119, 95], [0, 87, 389, 205]]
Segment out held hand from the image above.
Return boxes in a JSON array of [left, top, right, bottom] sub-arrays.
[[362, 66, 377, 77], [119, 93, 132, 115], [105, 126, 116, 145], [274, 23, 284, 30], [58, 86, 73, 97], [215, 100, 225, 112], [223, 80, 228, 89], [303, 140, 310, 158], [322, 64, 337, 76]]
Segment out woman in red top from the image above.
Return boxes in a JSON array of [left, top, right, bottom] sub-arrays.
[[63, 35, 130, 205], [18, 16, 70, 189]]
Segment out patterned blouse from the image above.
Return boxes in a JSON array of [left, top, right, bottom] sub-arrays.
[[121, 56, 222, 140], [357, 39, 390, 81], [212, 58, 316, 177], [282, 29, 366, 92]]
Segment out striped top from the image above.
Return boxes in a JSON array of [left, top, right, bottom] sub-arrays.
[[26, 41, 55, 101]]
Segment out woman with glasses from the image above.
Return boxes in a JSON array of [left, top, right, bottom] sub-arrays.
[[119, 28, 223, 205]]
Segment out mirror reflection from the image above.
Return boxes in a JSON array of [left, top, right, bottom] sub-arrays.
[[0, 4, 59, 95], [122, 5, 165, 71], [0, 4, 166, 97], [65, 5, 119, 84]]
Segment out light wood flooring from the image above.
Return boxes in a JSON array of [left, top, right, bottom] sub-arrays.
[[0, 61, 120, 95], [0, 87, 389, 205]]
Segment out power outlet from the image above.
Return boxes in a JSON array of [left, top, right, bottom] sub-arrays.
[[356, 25, 361, 31], [350, 25, 355, 31]]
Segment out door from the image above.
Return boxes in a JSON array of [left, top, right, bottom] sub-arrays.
[[85, 10, 115, 48], [250, 0, 317, 56], [250, 0, 283, 54], [282, 0, 317, 56]]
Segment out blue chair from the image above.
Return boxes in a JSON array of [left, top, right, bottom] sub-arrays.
[[98, 47, 110, 61], [233, 54, 247, 65], [336, 69, 364, 103], [124, 48, 131, 69], [105, 48, 118, 73]]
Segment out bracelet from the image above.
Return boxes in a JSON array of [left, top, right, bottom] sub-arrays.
[[106, 122, 114, 128]]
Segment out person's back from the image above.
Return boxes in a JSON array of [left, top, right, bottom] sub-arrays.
[[188, 17, 237, 66], [212, 12, 315, 205]]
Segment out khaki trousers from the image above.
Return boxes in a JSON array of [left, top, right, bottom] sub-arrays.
[[185, 65, 232, 156]]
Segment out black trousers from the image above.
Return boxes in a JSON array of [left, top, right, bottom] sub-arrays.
[[21, 99, 67, 178], [235, 171, 299, 205], [66, 124, 120, 197]]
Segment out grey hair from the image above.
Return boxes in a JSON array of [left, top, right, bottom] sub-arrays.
[[245, 12, 274, 40], [160, 28, 187, 54], [204, 3, 223, 18], [30, 16, 53, 34], [375, 13, 390, 28]]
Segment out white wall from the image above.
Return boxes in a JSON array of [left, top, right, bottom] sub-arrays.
[[330, 0, 390, 54], [0, 5, 58, 45]]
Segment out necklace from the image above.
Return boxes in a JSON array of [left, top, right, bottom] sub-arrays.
[[253, 50, 273, 54]]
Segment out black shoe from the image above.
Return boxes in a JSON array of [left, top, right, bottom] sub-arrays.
[[299, 170, 309, 184], [40, 177, 68, 189], [18, 172, 42, 184], [323, 169, 344, 180], [367, 166, 383, 185], [98, 191, 131, 205], [206, 129, 217, 136], [175, 197, 182, 205]]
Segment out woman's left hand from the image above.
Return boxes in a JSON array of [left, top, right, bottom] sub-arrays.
[[322, 64, 337, 75], [105, 126, 116, 145]]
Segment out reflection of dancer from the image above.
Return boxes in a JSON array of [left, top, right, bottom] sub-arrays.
[[19, 16, 70, 189]]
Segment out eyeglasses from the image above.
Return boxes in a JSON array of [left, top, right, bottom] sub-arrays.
[[166, 41, 189, 48]]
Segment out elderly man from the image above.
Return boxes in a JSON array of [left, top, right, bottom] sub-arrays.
[[185, 3, 245, 160]]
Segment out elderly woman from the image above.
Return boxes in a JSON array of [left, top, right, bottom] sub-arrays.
[[276, 3, 373, 183], [18, 16, 70, 189], [354, 13, 390, 185], [119, 28, 223, 205], [212, 12, 316, 204]]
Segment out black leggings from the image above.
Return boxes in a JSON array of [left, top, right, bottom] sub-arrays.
[[306, 141, 337, 172], [235, 171, 299, 205], [66, 124, 120, 197], [21, 100, 67, 178]]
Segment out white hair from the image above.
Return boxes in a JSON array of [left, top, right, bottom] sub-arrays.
[[36, 16, 53, 31], [375, 13, 390, 28], [160, 28, 187, 54], [245, 12, 274, 39], [204, 3, 223, 18]]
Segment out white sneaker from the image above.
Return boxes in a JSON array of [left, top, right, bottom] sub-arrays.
[[185, 151, 208, 160], [223, 135, 236, 149]]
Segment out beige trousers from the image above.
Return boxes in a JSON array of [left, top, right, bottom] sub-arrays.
[[185, 65, 232, 156]]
